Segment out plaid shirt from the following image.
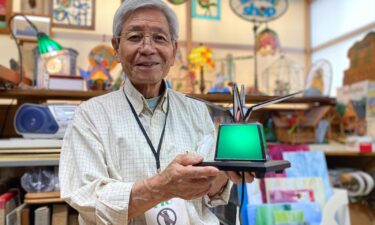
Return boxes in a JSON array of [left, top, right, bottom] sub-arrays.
[[59, 79, 231, 225]]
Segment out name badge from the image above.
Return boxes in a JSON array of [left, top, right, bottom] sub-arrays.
[[145, 198, 191, 225]]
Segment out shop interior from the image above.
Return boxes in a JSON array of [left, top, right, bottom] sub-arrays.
[[0, 0, 374, 225]]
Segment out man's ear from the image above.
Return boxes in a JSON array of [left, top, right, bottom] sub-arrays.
[[111, 38, 121, 62], [170, 41, 178, 66], [111, 37, 119, 50]]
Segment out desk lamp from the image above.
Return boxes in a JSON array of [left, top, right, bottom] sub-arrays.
[[7, 14, 63, 86]]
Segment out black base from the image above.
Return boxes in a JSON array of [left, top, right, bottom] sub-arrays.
[[194, 160, 290, 178]]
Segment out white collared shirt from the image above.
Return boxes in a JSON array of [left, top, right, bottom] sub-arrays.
[[59, 79, 231, 225]]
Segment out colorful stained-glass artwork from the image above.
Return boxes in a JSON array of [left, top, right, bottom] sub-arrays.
[[256, 28, 280, 56], [192, 0, 221, 20]]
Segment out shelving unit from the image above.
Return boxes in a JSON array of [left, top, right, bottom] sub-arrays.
[[0, 88, 336, 104], [0, 88, 373, 225]]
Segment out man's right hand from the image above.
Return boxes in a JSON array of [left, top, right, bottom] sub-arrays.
[[147, 154, 220, 201]]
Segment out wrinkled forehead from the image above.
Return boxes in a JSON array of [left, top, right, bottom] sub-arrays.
[[121, 8, 170, 34]]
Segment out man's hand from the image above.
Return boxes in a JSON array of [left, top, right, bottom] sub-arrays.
[[149, 154, 220, 200], [225, 171, 255, 184]]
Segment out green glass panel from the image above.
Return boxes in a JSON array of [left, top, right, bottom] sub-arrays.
[[216, 123, 265, 160]]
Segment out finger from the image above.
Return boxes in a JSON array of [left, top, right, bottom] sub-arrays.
[[225, 171, 242, 184], [181, 165, 219, 178], [244, 172, 255, 183], [174, 154, 203, 166], [189, 176, 217, 184]]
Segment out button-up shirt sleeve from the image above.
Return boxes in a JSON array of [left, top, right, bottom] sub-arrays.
[[59, 101, 133, 225], [196, 103, 232, 208]]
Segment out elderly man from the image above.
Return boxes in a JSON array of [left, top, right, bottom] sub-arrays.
[[59, 0, 254, 224]]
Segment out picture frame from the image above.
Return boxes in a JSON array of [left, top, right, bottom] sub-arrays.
[[192, 0, 221, 21], [0, 0, 12, 34], [51, 0, 95, 30], [21, 0, 50, 16], [12, 14, 51, 41]]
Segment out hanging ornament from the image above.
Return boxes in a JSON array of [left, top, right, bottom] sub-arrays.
[[167, 0, 187, 5], [256, 28, 281, 56]]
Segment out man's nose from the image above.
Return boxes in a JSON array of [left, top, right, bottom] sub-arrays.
[[141, 35, 154, 48]]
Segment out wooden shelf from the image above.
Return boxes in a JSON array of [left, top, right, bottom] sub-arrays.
[[0, 88, 336, 105], [24, 191, 64, 204], [0, 153, 60, 167], [0, 148, 372, 168], [0, 88, 107, 101]]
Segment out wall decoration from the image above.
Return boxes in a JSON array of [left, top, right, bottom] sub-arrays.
[[83, 44, 117, 91], [230, 0, 288, 23], [21, 0, 50, 16], [256, 27, 280, 56], [12, 15, 51, 41], [0, 0, 12, 34], [51, 0, 95, 30], [192, 0, 221, 20]]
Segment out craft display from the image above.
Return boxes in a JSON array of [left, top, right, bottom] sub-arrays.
[[33, 48, 78, 89], [263, 55, 304, 96], [330, 169, 375, 198], [229, 0, 288, 93], [304, 59, 332, 97], [344, 32, 375, 85], [83, 44, 118, 91], [271, 106, 331, 144], [208, 74, 230, 93]]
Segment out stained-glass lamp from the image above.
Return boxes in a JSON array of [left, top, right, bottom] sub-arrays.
[[8, 14, 63, 86], [36, 33, 63, 56], [188, 45, 215, 94]]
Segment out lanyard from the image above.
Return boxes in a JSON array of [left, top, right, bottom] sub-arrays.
[[124, 90, 169, 173]]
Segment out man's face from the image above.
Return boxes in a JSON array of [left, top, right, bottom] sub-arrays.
[[114, 8, 177, 87]]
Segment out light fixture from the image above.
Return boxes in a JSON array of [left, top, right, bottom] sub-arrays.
[[188, 44, 215, 94], [7, 14, 63, 86]]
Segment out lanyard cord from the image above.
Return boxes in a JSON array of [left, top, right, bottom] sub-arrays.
[[124, 90, 169, 173]]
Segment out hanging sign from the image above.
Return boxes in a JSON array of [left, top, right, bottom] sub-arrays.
[[230, 0, 288, 23]]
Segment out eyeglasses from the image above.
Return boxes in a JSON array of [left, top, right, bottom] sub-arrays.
[[115, 31, 173, 47]]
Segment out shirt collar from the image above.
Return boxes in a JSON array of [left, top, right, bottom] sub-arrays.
[[123, 77, 168, 115]]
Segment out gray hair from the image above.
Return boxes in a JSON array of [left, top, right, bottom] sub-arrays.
[[113, 0, 179, 41]]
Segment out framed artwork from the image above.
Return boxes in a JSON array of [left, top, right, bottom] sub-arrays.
[[21, 0, 50, 16], [192, 0, 221, 20], [0, 0, 12, 34], [12, 15, 51, 41], [51, 0, 95, 30]]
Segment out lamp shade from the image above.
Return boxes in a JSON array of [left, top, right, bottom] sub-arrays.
[[188, 45, 215, 70], [37, 32, 63, 56]]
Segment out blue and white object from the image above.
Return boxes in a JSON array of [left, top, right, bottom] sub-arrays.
[[14, 104, 77, 139]]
